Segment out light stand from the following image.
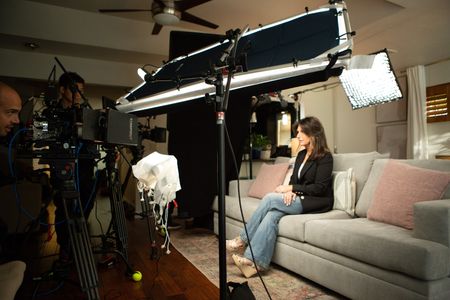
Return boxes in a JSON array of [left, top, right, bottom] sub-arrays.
[[91, 146, 136, 274], [248, 112, 257, 179], [205, 27, 247, 300]]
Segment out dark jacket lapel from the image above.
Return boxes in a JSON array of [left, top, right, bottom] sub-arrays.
[[298, 160, 314, 181]]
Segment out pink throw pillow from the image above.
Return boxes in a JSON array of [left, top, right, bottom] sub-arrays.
[[367, 160, 450, 229], [248, 163, 289, 199]]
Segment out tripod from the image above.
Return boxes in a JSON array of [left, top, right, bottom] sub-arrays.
[[33, 148, 140, 299], [59, 163, 99, 300]]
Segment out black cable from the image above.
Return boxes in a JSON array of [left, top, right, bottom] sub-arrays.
[[224, 121, 272, 300], [93, 193, 105, 236], [117, 146, 133, 168]]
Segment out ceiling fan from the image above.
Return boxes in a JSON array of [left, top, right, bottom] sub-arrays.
[[98, 0, 219, 35]]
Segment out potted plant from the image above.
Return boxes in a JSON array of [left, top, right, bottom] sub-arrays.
[[251, 134, 272, 160]]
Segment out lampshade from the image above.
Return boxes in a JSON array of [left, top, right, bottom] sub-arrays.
[[250, 112, 257, 123], [153, 12, 179, 25], [339, 49, 402, 109]]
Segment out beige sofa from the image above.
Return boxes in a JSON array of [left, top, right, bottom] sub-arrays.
[[0, 260, 26, 300], [213, 152, 450, 300]]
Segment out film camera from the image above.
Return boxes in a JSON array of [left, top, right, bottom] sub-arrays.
[[25, 104, 138, 159]]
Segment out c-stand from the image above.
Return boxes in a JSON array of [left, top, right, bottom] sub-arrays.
[[205, 26, 249, 300], [91, 146, 136, 275], [120, 133, 159, 260]]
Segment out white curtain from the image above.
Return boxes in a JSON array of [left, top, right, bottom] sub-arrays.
[[406, 65, 429, 159]]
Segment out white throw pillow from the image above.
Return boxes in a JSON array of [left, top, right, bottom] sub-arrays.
[[332, 168, 356, 216]]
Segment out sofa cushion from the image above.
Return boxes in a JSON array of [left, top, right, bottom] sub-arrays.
[[304, 218, 450, 280], [247, 163, 289, 199], [212, 195, 261, 222], [367, 160, 450, 229], [332, 168, 356, 216], [333, 152, 389, 205], [356, 158, 450, 217], [278, 210, 350, 242], [228, 179, 255, 197]]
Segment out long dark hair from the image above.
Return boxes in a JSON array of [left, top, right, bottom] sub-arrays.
[[295, 116, 330, 160]]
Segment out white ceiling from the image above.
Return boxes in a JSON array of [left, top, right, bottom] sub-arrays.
[[1, 0, 449, 85]]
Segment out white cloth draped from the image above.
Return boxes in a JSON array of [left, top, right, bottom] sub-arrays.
[[406, 65, 429, 159], [132, 151, 181, 206]]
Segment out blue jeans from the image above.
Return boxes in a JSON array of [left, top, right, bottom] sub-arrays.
[[239, 192, 303, 269]]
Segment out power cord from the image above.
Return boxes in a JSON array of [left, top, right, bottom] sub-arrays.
[[224, 121, 272, 299]]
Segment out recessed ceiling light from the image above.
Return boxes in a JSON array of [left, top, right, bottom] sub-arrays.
[[24, 42, 39, 50]]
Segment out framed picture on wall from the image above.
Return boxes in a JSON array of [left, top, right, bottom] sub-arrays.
[[376, 76, 408, 123], [377, 123, 407, 159]]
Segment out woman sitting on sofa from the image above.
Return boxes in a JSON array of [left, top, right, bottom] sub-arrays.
[[227, 116, 334, 278]]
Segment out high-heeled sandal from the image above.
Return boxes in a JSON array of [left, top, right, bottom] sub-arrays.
[[232, 254, 261, 278], [226, 237, 245, 252]]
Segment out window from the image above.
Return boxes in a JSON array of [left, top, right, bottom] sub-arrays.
[[426, 82, 450, 123]]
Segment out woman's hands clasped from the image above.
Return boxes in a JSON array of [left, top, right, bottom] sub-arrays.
[[275, 185, 296, 206]]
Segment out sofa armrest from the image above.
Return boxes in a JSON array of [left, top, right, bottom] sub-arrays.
[[228, 179, 255, 197], [0, 260, 26, 300], [413, 199, 450, 247]]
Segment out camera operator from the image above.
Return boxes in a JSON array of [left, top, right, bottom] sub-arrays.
[[0, 82, 22, 252], [0, 81, 27, 300], [0, 82, 21, 139], [52, 72, 97, 264]]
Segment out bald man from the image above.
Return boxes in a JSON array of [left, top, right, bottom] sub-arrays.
[[0, 82, 22, 137]]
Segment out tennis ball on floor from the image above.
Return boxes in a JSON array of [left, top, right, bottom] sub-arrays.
[[132, 271, 142, 282]]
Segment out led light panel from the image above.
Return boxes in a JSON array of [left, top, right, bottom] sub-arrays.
[[340, 49, 402, 109]]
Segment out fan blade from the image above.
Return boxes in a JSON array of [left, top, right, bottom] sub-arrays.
[[99, 9, 152, 13], [181, 11, 218, 29], [177, 0, 211, 11], [152, 23, 163, 35]]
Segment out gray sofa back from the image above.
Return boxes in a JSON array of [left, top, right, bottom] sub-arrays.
[[332, 151, 389, 203]]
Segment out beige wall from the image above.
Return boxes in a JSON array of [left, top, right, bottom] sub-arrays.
[[282, 58, 449, 156], [284, 80, 377, 154]]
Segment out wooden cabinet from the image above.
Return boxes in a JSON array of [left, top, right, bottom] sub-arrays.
[[435, 154, 450, 160]]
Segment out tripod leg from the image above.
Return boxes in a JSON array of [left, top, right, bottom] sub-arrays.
[[63, 191, 99, 300]]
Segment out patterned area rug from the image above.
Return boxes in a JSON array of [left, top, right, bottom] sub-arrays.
[[169, 227, 344, 300]]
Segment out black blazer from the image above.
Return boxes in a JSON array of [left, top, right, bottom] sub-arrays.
[[289, 149, 333, 213]]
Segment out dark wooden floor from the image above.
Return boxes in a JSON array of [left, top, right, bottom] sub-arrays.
[[12, 216, 219, 300]]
